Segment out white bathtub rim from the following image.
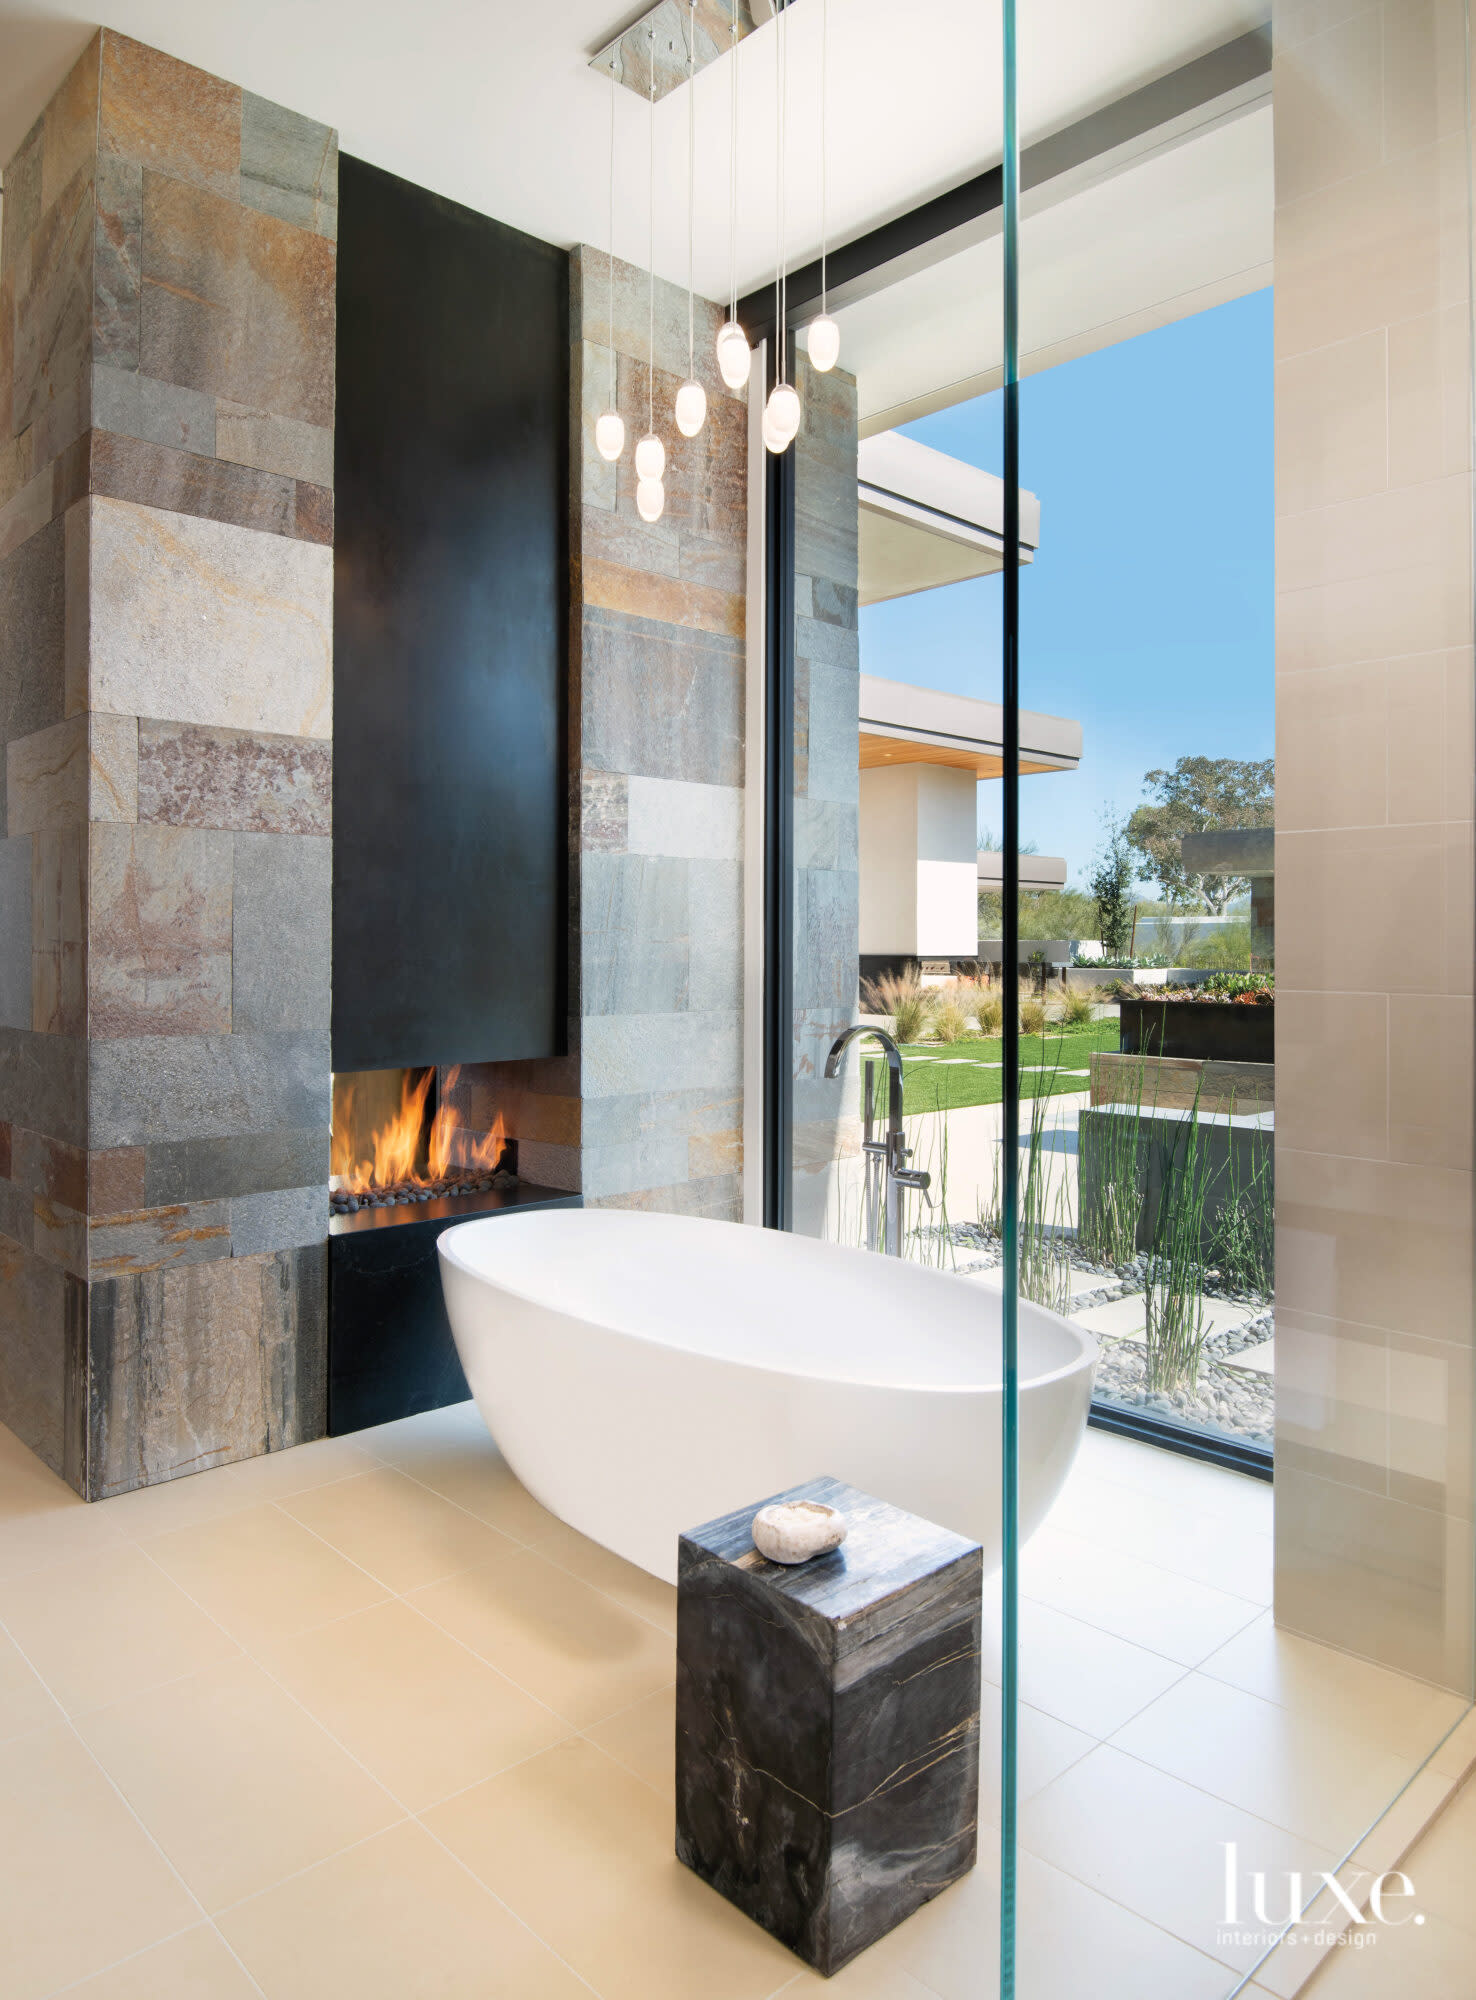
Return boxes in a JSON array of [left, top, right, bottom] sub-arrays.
[[437, 1211, 1100, 1399]]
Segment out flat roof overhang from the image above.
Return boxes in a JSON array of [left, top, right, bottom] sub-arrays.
[[1180, 827, 1274, 876], [858, 431, 1040, 607], [859, 673, 1082, 778], [977, 851, 1069, 894]]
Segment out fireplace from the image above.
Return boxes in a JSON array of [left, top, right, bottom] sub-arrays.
[[327, 1064, 579, 1434], [330, 1066, 518, 1215]]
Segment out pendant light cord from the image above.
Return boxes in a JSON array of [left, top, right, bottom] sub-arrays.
[[644, 25, 648, 438], [820, 0, 829, 316], [608, 63, 618, 411], [728, 0, 739, 324], [687, 0, 696, 379], [774, 0, 787, 385]]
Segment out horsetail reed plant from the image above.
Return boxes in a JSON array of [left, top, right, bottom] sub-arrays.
[[1212, 1104, 1274, 1296], [1143, 1089, 1213, 1392], [1079, 1067, 1147, 1268], [977, 1044, 1072, 1310], [1018, 1085, 1072, 1313]]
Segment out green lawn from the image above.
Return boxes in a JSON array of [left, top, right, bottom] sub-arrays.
[[863, 1020, 1119, 1116]]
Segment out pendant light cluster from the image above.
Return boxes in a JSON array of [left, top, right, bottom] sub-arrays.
[[597, 0, 840, 495]]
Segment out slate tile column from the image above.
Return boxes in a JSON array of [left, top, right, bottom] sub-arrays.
[[455, 249, 749, 1218], [0, 31, 335, 1496], [791, 355, 862, 1237]]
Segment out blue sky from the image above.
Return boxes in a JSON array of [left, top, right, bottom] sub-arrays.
[[858, 289, 1274, 889]]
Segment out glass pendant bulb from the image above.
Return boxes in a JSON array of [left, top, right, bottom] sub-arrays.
[[675, 379, 707, 438], [634, 432, 665, 482], [763, 381, 802, 453], [807, 314, 840, 374], [595, 409, 625, 462], [636, 476, 665, 523], [716, 320, 752, 390]]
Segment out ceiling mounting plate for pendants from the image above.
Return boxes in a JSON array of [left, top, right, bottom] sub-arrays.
[[591, 0, 783, 102]]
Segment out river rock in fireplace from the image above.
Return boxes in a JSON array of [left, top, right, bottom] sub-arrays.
[[330, 1167, 518, 1216]]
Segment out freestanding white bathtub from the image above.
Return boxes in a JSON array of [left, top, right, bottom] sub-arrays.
[[438, 1208, 1097, 1584]]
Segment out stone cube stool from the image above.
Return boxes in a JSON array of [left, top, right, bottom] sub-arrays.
[[675, 1474, 983, 1976]]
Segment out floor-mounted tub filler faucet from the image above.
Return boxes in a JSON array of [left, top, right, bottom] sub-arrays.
[[825, 1025, 931, 1256]]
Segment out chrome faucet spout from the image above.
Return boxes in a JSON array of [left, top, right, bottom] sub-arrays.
[[824, 1024, 905, 1141], [824, 1023, 928, 1254]]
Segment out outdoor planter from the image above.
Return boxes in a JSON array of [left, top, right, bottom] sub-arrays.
[[1118, 997, 1274, 1064]]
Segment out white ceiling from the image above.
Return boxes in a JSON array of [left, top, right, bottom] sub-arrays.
[[0, 0, 1266, 308], [838, 100, 1273, 430]]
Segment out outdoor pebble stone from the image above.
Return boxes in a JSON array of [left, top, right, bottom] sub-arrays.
[[947, 1223, 1274, 1452]]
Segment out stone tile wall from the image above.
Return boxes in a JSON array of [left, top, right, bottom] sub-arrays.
[[448, 249, 748, 1216], [0, 32, 335, 1496], [791, 356, 862, 1237], [1272, 0, 1476, 1691], [572, 247, 747, 1218]]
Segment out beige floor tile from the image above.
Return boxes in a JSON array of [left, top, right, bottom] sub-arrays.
[[201, 1434, 381, 1505], [1301, 1904, 1476, 1997], [262, 1598, 569, 1811], [1426, 1701, 1476, 1779], [0, 1722, 197, 1999], [1112, 1672, 1425, 1854], [1250, 1868, 1372, 2000], [1021, 1522, 1265, 1666], [881, 1825, 1235, 2000], [1045, 1464, 1273, 1605], [0, 1544, 239, 1718], [980, 1592, 1187, 1739], [145, 1503, 390, 1650], [410, 1546, 676, 1727], [585, 1682, 676, 1797], [78, 1655, 402, 1911], [1375, 1770, 1476, 1937], [281, 1467, 517, 1592], [0, 1622, 60, 1741], [361, 1408, 564, 1545], [536, 1521, 679, 1635], [97, 1464, 279, 1541], [778, 1960, 944, 1996], [63, 1924, 262, 1997], [977, 1685, 1096, 1820], [426, 1737, 799, 2000], [1349, 1764, 1457, 1880], [1019, 1744, 1342, 1974], [219, 1818, 591, 1999], [1073, 1428, 1274, 1534], [99, 1441, 379, 1545], [1200, 1614, 1469, 1763], [0, 1424, 131, 1581]]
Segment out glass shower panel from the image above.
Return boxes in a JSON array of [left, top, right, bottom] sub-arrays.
[[1010, 3, 1476, 1995], [777, 4, 1476, 1993]]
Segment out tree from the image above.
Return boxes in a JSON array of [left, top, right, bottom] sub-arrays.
[[1088, 817, 1134, 958], [1125, 755, 1274, 915]]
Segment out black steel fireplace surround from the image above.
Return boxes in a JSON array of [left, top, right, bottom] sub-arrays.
[[328, 157, 576, 1431], [327, 1177, 580, 1435]]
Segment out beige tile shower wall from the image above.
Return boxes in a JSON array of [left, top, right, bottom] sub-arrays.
[[1273, 0, 1476, 1691], [0, 32, 335, 1497]]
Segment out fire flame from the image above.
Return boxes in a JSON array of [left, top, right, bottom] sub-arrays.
[[331, 1066, 506, 1194]]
